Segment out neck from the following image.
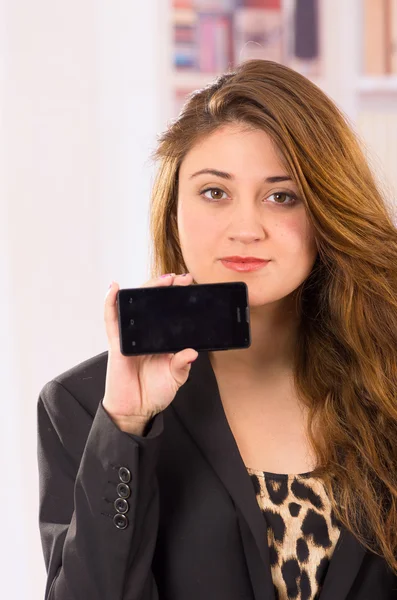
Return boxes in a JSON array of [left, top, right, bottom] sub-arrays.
[[209, 295, 300, 382]]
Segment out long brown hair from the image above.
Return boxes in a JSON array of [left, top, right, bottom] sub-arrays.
[[148, 59, 397, 571]]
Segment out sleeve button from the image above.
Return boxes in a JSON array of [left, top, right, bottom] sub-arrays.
[[117, 482, 131, 499], [118, 467, 131, 483], [113, 514, 128, 529], [114, 498, 129, 514]]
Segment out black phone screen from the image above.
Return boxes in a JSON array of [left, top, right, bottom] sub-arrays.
[[117, 281, 251, 356]]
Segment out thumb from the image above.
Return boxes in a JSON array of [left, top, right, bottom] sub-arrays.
[[169, 348, 199, 385]]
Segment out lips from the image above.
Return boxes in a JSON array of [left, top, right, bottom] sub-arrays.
[[221, 257, 269, 263], [220, 259, 270, 272]]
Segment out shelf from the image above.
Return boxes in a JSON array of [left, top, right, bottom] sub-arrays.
[[357, 76, 397, 94]]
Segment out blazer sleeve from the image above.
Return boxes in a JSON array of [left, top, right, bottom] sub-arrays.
[[37, 379, 164, 600]]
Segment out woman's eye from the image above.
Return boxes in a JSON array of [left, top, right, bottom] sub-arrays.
[[200, 187, 227, 201], [268, 192, 297, 206]]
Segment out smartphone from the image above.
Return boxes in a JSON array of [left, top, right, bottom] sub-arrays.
[[117, 281, 251, 356]]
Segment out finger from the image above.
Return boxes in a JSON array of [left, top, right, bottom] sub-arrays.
[[169, 347, 199, 385], [141, 272, 193, 288], [141, 273, 177, 288], [171, 273, 193, 286]]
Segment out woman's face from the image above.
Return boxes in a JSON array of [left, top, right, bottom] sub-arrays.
[[177, 123, 318, 309]]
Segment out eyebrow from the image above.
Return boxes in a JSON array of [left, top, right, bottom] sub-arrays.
[[189, 168, 293, 184]]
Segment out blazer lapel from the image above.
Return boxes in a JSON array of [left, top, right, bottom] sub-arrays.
[[319, 526, 366, 599], [172, 351, 275, 600]]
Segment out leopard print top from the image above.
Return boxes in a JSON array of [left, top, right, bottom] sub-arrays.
[[247, 468, 341, 600]]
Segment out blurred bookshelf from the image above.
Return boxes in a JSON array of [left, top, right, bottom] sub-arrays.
[[172, 0, 323, 115], [169, 0, 397, 113]]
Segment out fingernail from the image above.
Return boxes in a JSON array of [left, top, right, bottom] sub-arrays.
[[161, 273, 175, 278], [181, 273, 188, 277], [108, 281, 113, 289]]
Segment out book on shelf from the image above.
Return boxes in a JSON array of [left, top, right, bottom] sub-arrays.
[[174, 8, 198, 70], [363, 0, 397, 75], [192, 0, 235, 10], [173, 0, 194, 8], [175, 0, 281, 12], [197, 12, 233, 72], [293, 0, 318, 60], [391, 0, 397, 74], [235, 0, 281, 7]]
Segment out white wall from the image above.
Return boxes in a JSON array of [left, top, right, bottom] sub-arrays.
[[0, 1, 170, 598]]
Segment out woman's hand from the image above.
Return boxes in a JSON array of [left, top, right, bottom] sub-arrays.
[[102, 273, 198, 434]]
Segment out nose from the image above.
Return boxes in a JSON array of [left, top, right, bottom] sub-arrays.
[[226, 202, 266, 243]]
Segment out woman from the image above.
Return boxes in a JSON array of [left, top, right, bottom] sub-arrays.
[[37, 59, 397, 599]]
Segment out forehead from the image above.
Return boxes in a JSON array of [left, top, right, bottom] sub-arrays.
[[179, 124, 287, 176]]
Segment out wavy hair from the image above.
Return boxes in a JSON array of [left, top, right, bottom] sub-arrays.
[[148, 59, 397, 571]]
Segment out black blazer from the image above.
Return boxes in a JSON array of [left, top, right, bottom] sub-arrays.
[[37, 350, 397, 599]]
